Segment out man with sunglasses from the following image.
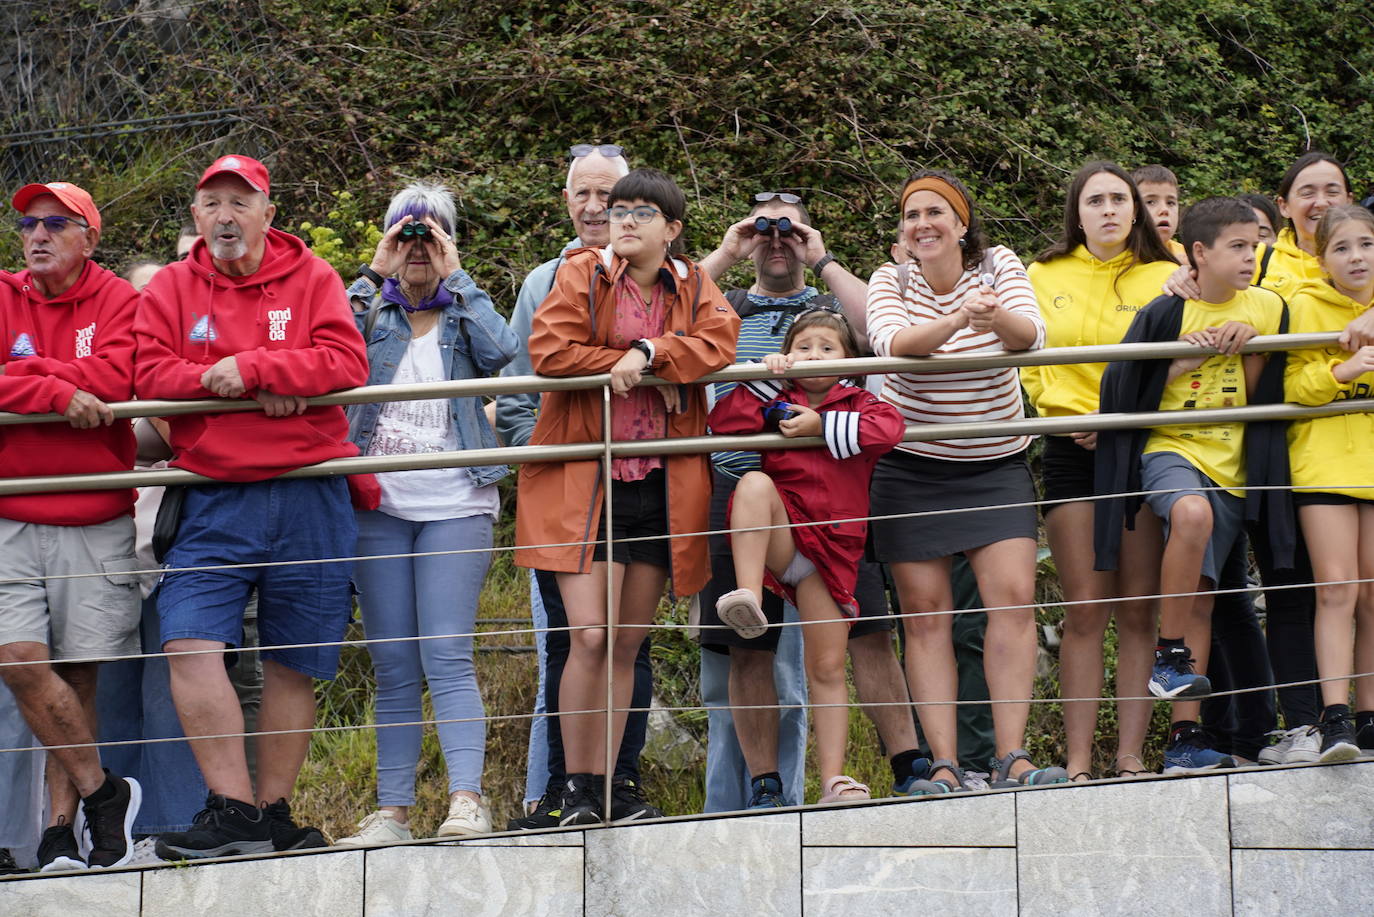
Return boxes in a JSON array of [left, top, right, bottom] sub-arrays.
[[695, 192, 924, 809], [0, 181, 144, 870], [496, 145, 663, 827]]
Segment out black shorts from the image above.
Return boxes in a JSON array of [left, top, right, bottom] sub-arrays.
[[699, 469, 893, 653], [1040, 435, 1097, 511], [591, 469, 671, 568], [1293, 491, 1374, 508]]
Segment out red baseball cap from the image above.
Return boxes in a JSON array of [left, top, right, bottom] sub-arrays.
[[197, 155, 271, 196], [11, 181, 102, 233]]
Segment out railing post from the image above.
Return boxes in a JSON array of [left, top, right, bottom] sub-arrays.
[[602, 381, 615, 822]]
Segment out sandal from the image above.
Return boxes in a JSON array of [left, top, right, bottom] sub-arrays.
[[1069, 771, 1093, 784], [1115, 754, 1151, 779], [989, 749, 1070, 788], [818, 775, 871, 804], [899, 759, 964, 797], [715, 588, 767, 639]]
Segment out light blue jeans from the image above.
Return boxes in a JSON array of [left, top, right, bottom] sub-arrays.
[[701, 602, 809, 811], [354, 511, 491, 804], [522, 567, 550, 807]]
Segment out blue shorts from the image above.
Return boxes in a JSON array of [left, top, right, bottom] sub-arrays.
[[158, 477, 357, 680], [1140, 451, 1244, 585]]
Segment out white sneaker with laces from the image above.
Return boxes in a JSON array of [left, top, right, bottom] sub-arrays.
[[1283, 726, 1321, 764], [334, 811, 413, 848], [1257, 726, 1305, 765], [437, 795, 492, 837]]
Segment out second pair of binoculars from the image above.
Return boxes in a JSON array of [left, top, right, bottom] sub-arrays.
[[398, 221, 432, 241], [753, 215, 794, 235]]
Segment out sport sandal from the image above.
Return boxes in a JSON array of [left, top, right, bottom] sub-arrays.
[[817, 775, 870, 804], [898, 759, 964, 797], [715, 588, 768, 639], [990, 749, 1070, 788]]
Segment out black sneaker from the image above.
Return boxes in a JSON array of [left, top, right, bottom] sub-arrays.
[[1355, 713, 1374, 756], [83, 772, 141, 869], [0, 847, 26, 875], [155, 794, 273, 860], [263, 798, 327, 850], [508, 784, 564, 831], [610, 776, 663, 823], [558, 774, 605, 827], [1318, 713, 1360, 764], [747, 775, 786, 809], [37, 818, 84, 873]]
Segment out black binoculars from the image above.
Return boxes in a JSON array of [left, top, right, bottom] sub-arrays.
[[398, 221, 431, 241], [762, 400, 799, 425], [753, 216, 793, 235]]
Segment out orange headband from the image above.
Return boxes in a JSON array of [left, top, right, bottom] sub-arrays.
[[900, 176, 971, 225]]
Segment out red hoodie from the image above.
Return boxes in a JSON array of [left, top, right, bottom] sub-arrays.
[[134, 228, 368, 481], [0, 261, 138, 525]]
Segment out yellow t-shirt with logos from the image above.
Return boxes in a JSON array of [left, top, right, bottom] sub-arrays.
[[1143, 287, 1284, 494]]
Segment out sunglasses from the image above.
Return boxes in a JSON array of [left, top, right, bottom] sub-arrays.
[[607, 205, 663, 224], [16, 215, 90, 234], [570, 144, 625, 159], [753, 192, 802, 205]]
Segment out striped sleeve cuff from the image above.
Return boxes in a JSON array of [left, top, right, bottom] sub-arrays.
[[822, 411, 862, 460], [741, 377, 786, 402]]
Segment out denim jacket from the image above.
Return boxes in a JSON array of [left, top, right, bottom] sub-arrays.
[[346, 268, 519, 489]]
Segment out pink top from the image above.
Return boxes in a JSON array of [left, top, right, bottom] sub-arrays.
[[609, 272, 667, 481]]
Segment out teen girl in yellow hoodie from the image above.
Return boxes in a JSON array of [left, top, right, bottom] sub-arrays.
[[1284, 204, 1374, 760], [1025, 161, 1178, 781]]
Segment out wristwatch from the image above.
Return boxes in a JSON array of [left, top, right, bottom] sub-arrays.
[[630, 339, 653, 362], [357, 265, 385, 287], [811, 252, 836, 275]]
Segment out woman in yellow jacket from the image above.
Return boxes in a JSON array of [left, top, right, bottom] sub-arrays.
[[1284, 204, 1374, 761], [1025, 161, 1178, 781]]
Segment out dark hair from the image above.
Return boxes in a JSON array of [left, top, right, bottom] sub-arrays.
[[609, 168, 687, 256], [1239, 193, 1281, 238], [750, 195, 812, 225], [1131, 164, 1179, 189], [1276, 151, 1351, 235], [781, 307, 863, 385], [898, 169, 985, 271], [1179, 197, 1257, 269], [1034, 161, 1177, 267], [1314, 204, 1374, 261]]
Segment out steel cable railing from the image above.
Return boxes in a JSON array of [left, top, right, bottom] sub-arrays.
[[1, 333, 1370, 799]]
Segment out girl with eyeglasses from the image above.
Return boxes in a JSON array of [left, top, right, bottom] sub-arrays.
[[865, 170, 1065, 793], [514, 168, 739, 824]]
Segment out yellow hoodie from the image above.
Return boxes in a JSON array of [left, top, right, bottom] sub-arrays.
[[1285, 281, 1374, 498], [1255, 229, 1324, 301], [1024, 247, 1177, 417]]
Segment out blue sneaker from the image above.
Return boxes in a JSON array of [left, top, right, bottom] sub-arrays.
[[890, 758, 932, 796], [747, 775, 786, 809], [1149, 646, 1211, 699], [1163, 725, 1236, 774]]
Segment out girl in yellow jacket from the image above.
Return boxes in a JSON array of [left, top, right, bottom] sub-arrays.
[[1284, 204, 1374, 761], [1025, 161, 1177, 781]]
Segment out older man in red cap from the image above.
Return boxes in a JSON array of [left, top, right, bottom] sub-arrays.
[[135, 155, 369, 859], [0, 181, 144, 871]]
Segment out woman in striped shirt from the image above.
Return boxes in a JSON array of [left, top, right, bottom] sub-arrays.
[[866, 170, 1064, 792]]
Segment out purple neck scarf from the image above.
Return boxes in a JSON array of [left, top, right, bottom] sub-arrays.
[[381, 277, 453, 313]]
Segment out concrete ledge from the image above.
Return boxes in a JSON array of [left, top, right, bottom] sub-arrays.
[[2, 760, 1370, 917]]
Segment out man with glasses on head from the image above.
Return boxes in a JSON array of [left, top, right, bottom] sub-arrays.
[[497, 144, 662, 828], [695, 192, 923, 809], [0, 181, 144, 871]]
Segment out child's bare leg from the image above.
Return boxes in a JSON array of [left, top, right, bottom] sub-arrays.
[[1158, 495, 1213, 644], [729, 472, 798, 599], [796, 575, 852, 782], [1300, 503, 1361, 707]]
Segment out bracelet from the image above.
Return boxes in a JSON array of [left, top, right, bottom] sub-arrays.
[[630, 339, 654, 363], [811, 252, 836, 275], [357, 265, 384, 287]]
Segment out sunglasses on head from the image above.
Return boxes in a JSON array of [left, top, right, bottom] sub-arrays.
[[16, 215, 90, 234], [570, 144, 624, 159], [753, 192, 802, 205]]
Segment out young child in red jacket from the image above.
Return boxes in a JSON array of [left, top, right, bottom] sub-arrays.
[[708, 307, 905, 804]]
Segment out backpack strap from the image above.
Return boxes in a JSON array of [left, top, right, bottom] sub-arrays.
[[1255, 244, 1276, 288]]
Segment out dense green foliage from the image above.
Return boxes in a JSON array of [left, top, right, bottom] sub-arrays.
[[13, 0, 1372, 290]]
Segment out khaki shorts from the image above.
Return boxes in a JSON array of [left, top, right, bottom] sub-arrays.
[[0, 515, 141, 661]]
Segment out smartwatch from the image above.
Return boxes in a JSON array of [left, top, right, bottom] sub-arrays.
[[630, 339, 654, 363], [811, 252, 836, 275], [357, 265, 385, 287]]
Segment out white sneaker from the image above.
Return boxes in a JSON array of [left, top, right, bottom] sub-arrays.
[[1257, 726, 1306, 765], [437, 795, 492, 837], [334, 811, 413, 848], [1284, 726, 1322, 764]]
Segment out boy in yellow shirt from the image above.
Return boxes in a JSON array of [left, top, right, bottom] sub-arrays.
[[1133, 165, 1186, 260]]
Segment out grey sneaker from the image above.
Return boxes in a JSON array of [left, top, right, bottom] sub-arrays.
[[1283, 726, 1322, 764], [1258, 726, 1304, 765]]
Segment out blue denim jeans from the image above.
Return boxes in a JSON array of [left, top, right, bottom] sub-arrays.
[[354, 511, 491, 804], [96, 596, 208, 834], [0, 679, 43, 856], [701, 601, 809, 811]]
